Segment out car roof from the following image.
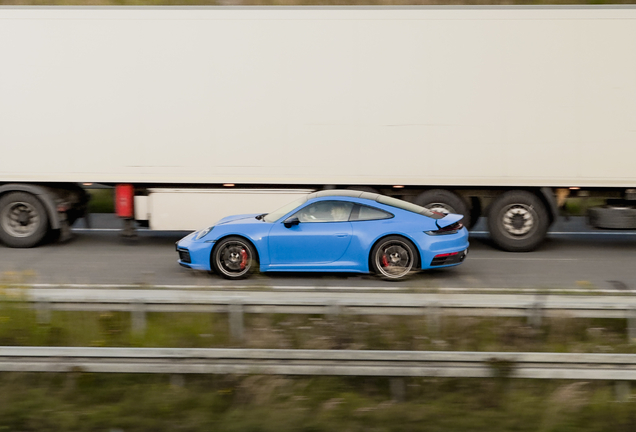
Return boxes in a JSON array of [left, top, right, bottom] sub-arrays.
[[305, 189, 443, 219], [307, 190, 379, 201]]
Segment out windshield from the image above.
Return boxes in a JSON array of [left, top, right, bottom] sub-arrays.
[[263, 196, 308, 223]]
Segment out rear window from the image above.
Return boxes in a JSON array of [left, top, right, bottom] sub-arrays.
[[375, 196, 443, 219], [350, 204, 393, 221]]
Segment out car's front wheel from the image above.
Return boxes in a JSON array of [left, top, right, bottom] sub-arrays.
[[370, 236, 419, 281], [211, 236, 257, 280]]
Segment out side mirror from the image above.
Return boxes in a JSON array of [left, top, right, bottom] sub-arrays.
[[283, 217, 300, 228]]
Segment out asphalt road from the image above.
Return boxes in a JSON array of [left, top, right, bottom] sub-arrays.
[[1, 215, 636, 291]]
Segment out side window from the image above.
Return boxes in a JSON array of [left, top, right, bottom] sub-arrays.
[[294, 201, 354, 223], [350, 204, 393, 221]]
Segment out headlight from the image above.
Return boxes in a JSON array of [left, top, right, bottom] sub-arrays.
[[195, 226, 214, 240]]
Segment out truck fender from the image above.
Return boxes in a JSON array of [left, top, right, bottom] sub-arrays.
[[0, 183, 61, 229], [539, 187, 559, 224]]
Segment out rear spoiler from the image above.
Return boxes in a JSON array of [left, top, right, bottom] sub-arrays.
[[435, 213, 464, 229]]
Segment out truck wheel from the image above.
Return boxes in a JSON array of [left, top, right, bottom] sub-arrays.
[[588, 206, 636, 229], [414, 189, 471, 228], [0, 192, 49, 248], [211, 236, 257, 280], [487, 191, 549, 252]]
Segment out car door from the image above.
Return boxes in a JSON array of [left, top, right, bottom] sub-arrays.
[[267, 200, 354, 266]]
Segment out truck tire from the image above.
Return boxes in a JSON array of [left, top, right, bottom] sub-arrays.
[[0, 192, 49, 248], [487, 190, 549, 252], [414, 189, 471, 228], [588, 206, 636, 229]]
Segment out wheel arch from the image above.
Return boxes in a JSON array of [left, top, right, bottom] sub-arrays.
[[538, 187, 558, 226], [0, 183, 61, 229]]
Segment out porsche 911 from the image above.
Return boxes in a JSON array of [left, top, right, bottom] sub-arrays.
[[176, 190, 468, 281]]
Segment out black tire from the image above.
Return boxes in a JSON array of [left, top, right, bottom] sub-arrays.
[[370, 235, 419, 281], [414, 189, 471, 228], [211, 236, 258, 280], [0, 192, 49, 248], [487, 191, 549, 252], [588, 206, 636, 229]]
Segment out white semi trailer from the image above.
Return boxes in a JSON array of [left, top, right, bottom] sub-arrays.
[[1, 6, 635, 251]]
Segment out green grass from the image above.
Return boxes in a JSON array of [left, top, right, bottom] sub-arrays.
[[562, 198, 607, 217], [87, 188, 115, 214], [2, 0, 636, 5], [0, 374, 635, 431]]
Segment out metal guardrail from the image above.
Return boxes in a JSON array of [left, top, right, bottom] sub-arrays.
[[4, 288, 636, 340], [9, 288, 636, 317], [1, 347, 636, 381]]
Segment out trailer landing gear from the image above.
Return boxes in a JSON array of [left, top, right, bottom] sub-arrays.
[[121, 218, 138, 241]]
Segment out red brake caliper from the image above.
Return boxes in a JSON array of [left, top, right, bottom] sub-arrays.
[[381, 254, 389, 267], [239, 249, 248, 270]]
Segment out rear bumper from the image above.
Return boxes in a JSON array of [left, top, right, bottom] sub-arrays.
[[430, 248, 468, 267], [412, 228, 469, 270]]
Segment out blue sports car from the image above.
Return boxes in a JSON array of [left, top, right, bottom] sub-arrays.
[[176, 190, 469, 281]]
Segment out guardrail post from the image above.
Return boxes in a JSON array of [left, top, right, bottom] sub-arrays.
[[426, 303, 441, 337], [628, 308, 636, 343], [615, 381, 631, 402], [170, 374, 185, 388], [390, 378, 406, 402], [229, 300, 244, 342], [131, 300, 146, 334], [527, 301, 543, 328], [35, 300, 51, 324], [327, 301, 343, 319]]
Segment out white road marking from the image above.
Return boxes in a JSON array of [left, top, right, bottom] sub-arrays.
[[8, 283, 633, 295], [74, 229, 636, 236], [72, 228, 151, 232], [471, 231, 636, 235], [469, 257, 578, 261]]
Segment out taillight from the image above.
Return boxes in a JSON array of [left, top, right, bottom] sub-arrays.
[[425, 221, 463, 236], [434, 252, 459, 258]]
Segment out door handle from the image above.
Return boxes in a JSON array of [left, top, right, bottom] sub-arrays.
[[336, 233, 349, 237]]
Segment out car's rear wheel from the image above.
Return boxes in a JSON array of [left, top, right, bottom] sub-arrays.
[[211, 236, 257, 280], [370, 236, 419, 281]]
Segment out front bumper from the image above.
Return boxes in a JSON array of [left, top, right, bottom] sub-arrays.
[[175, 232, 214, 271]]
